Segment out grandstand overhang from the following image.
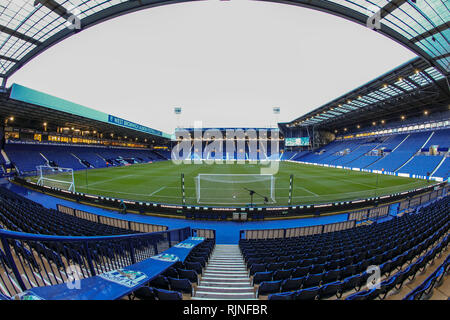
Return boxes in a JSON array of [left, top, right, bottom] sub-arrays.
[[286, 57, 450, 132], [0, 0, 448, 84], [0, 84, 171, 145]]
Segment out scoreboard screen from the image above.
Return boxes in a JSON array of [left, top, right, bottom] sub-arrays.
[[285, 137, 310, 146]]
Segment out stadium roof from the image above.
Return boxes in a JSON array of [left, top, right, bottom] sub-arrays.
[[265, 0, 449, 75], [284, 57, 449, 129], [0, 83, 171, 143], [0, 0, 448, 86]]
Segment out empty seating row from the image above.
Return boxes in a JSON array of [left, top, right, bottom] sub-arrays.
[[129, 239, 215, 300], [240, 196, 449, 299], [4, 143, 167, 175]]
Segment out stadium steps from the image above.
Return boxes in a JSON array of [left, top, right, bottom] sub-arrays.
[[392, 134, 410, 152], [363, 155, 383, 168], [345, 139, 386, 166], [96, 153, 107, 162], [39, 152, 49, 164], [192, 245, 256, 300], [395, 132, 434, 172], [70, 153, 89, 168], [431, 153, 448, 177], [364, 134, 410, 169], [0, 150, 10, 165]]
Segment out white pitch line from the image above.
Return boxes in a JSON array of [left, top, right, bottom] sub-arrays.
[[148, 186, 166, 196], [332, 176, 376, 189], [77, 174, 137, 188], [295, 186, 319, 197]]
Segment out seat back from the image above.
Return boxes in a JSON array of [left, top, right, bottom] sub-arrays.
[[178, 269, 198, 283], [253, 271, 273, 285], [154, 288, 183, 300], [133, 286, 156, 300], [268, 291, 296, 300], [185, 261, 203, 275], [304, 273, 322, 288], [281, 277, 303, 292], [149, 275, 170, 290], [295, 287, 319, 300], [257, 280, 282, 297], [318, 281, 342, 299], [273, 269, 292, 281], [168, 277, 192, 294]]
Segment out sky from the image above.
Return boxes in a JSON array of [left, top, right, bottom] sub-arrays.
[[8, 0, 417, 136]]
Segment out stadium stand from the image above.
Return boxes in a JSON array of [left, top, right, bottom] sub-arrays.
[[4, 143, 167, 175], [290, 127, 449, 179], [0, 184, 217, 300], [240, 195, 449, 300], [368, 131, 433, 171], [0, 0, 448, 303], [403, 255, 449, 300], [0, 186, 135, 236]]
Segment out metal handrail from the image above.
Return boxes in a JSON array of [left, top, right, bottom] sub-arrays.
[[0, 227, 191, 298]]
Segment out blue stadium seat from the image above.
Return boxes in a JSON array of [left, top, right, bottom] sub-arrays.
[[280, 277, 304, 292], [295, 287, 319, 300], [257, 280, 282, 297], [168, 277, 193, 295], [268, 291, 296, 300], [154, 288, 183, 300]]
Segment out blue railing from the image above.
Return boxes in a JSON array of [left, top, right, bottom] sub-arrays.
[[0, 227, 191, 298], [239, 220, 356, 240]]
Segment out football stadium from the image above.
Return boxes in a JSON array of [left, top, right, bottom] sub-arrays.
[[0, 0, 448, 307]]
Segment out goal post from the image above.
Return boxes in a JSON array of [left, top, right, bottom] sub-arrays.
[[36, 165, 76, 192], [194, 174, 275, 205]]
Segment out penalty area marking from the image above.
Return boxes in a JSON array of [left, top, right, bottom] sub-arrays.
[[76, 174, 138, 188], [148, 186, 166, 196], [295, 186, 319, 197]]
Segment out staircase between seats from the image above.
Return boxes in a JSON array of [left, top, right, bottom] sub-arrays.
[[192, 245, 255, 300], [431, 152, 448, 177], [0, 150, 10, 164], [395, 132, 434, 172], [364, 135, 410, 168], [71, 153, 90, 168]]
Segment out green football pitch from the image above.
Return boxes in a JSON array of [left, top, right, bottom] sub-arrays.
[[33, 161, 432, 206]]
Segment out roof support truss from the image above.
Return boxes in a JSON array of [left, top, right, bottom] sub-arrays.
[[0, 24, 41, 45], [34, 0, 73, 20]]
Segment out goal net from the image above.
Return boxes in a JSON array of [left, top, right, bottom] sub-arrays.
[[36, 165, 76, 192], [194, 174, 275, 205]]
